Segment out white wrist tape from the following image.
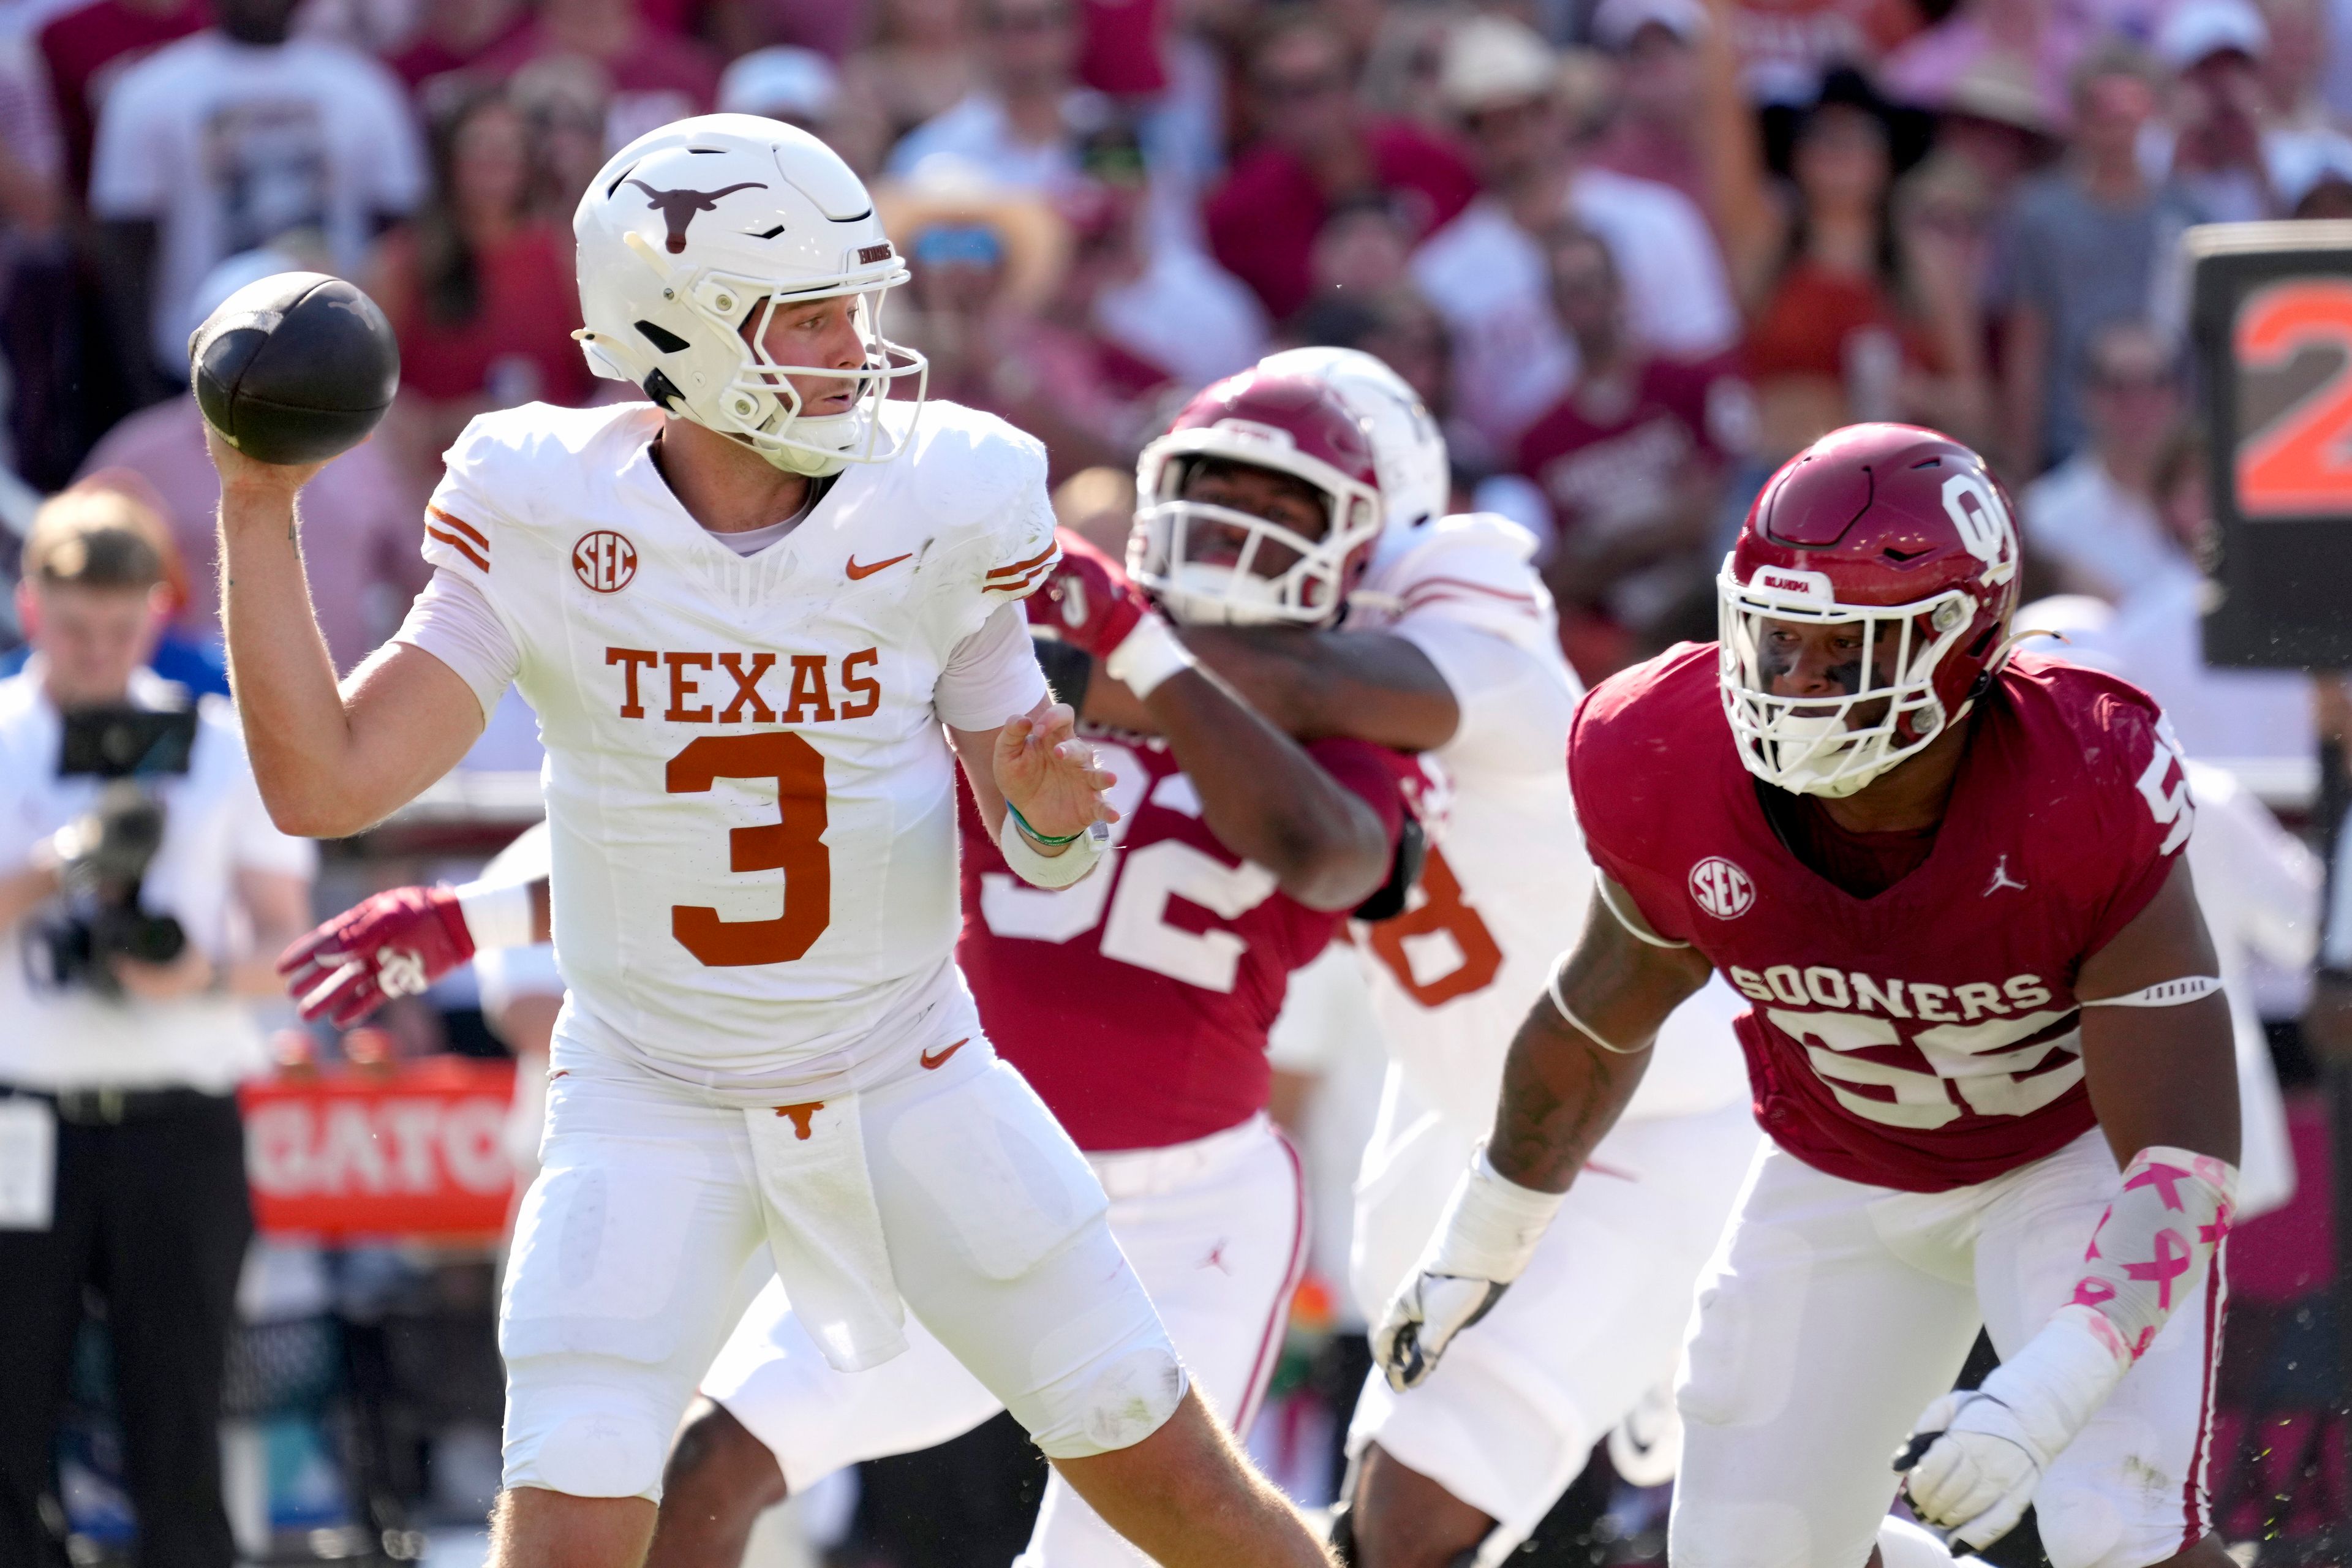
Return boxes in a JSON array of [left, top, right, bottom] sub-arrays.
[[1102, 612, 1196, 699], [2079, 976, 2222, 1008], [454, 878, 537, 952], [1970, 1304, 2133, 1467], [2065, 1144, 2236, 1365], [998, 814, 1104, 889], [1419, 1144, 1566, 1287]]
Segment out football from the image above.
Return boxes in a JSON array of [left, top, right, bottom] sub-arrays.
[[189, 271, 400, 466]]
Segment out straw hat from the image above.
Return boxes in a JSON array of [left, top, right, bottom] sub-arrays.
[[873, 157, 1072, 316]]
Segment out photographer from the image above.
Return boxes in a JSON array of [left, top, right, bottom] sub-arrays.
[[0, 491, 314, 1568]]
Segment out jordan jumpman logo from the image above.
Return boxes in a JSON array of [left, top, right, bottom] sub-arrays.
[[1983, 854, 2027, 896]]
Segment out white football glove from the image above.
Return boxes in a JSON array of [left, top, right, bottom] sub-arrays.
[[1896, 1308, 2128, 1551], [1371, 1147, 1562, 1393], [1895, 1390, 2049, 1550]]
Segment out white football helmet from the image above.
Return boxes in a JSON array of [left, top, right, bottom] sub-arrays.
[[573, 114, 926, 475], [1257, 345, 1448, 533]]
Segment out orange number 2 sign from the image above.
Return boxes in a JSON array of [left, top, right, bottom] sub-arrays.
[[2236, 278, 2352, 516], [665, 733, 832, 966]]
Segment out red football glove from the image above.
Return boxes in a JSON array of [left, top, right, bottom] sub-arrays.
[[277, 885, 475, 1027], [1027, 530, 1150, 659]]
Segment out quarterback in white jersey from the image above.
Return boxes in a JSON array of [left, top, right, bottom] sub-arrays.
[[1072, 347, 1757, 1568], [208, 115, 1333, 1568]]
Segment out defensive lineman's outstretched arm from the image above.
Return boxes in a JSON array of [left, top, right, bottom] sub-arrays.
[[211, 431, 486, 838], [1082, 625, 1460, 753], [1126, 648, 1395, 911], [1371, 883, 1711, 1390], [1035, 542, 1409, 909]]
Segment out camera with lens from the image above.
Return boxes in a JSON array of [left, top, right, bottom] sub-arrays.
[[28, 705, 200, 1000]]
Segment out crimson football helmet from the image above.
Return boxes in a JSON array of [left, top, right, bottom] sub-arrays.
[[1131, 370, 1384, 626], [1718, 423, 2021, 797]]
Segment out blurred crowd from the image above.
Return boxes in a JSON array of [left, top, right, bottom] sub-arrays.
[[0, 0, 2345, 742]]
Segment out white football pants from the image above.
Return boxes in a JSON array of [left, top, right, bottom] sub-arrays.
[[1346, 1091, 1760, 1560], [701, 1114, 1305, 1567], [498, 1038, 1183, 1502], [1671, 1129, 2226, 1568]]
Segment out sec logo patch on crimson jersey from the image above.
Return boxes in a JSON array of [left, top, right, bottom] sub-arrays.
[[1689, 857, 1754, 920], [573, 530, 637, 593]]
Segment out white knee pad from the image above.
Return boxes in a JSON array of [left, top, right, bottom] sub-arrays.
[[502, 1352, 680, 1501], [867, 1060, 1189, 1461], [992, 1238, 1189, 1460], [1877, 1515, 1996, 1568], [1025, 1340, 1189, 1461], [2032, 1484, 2159, 1568]]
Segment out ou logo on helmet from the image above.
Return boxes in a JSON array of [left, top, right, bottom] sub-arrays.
[[1940, 473, 2016, 585], [1689, 856, 1754, 920]]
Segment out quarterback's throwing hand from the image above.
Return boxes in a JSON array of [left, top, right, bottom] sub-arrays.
[[993, 698, 1119, 841], [1895, 1391, 2048, 1550], [278, 886, 475, 1027]]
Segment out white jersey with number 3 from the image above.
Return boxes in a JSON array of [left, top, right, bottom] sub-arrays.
[[409, 399, 1056, 1094], [1347, 513, 1747, 1134]]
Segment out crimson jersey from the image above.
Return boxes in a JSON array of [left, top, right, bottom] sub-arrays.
[[1570, 646, 2192, 1193], [958, 729, 1411, 1151]]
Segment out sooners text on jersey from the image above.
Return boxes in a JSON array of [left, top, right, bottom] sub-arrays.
[[1570, 646, 2193, 1193], [959, 727, 1410, 1150]]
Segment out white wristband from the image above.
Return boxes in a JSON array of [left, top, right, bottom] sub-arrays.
[[454, 878, 537, 951], [1419, 1144, 1566, 1287], [1974, 1305, 2132, 1460], [1102, 613, 1197, 699], [998, 815, 1104, 889]]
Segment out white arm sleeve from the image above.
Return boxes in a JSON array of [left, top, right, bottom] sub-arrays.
[[391, 567, 522, 720], [1396, 617, 1578, 780], [934, 602, 1049, 731]]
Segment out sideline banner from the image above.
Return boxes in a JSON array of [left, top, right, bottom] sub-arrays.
[[242, 1058, 516, 1240]]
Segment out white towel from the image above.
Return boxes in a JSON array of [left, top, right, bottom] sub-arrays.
[[741, 1095, 907, 1372]]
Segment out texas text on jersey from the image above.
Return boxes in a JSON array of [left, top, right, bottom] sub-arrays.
[[959, 725, 1412, 1150], [418, 396, 1057, 1091], [1571, 644, 2194, 1193]]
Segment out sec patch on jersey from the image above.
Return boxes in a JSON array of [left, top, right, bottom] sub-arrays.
[[189, 271, 400, 465]]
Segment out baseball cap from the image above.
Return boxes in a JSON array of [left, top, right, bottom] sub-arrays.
[[1591, 0, 1708, 51], [717, 47, 842, 124], [2157, 0, 2268, 67], [1440, 14, 1559, 113]]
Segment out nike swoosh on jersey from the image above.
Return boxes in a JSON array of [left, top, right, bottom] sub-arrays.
[[846, 552, 913, 581], [919, 1038, 969, 1070]]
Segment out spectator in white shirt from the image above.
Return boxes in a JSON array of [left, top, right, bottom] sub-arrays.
[[86, 0, 424, 390], [887, 0, 1109, 195], [2022, 319, 2184, 602], [1409, 15, 1738, 470]]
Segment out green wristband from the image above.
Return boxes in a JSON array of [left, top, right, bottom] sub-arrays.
[[1005, 800, 1084, 846]]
